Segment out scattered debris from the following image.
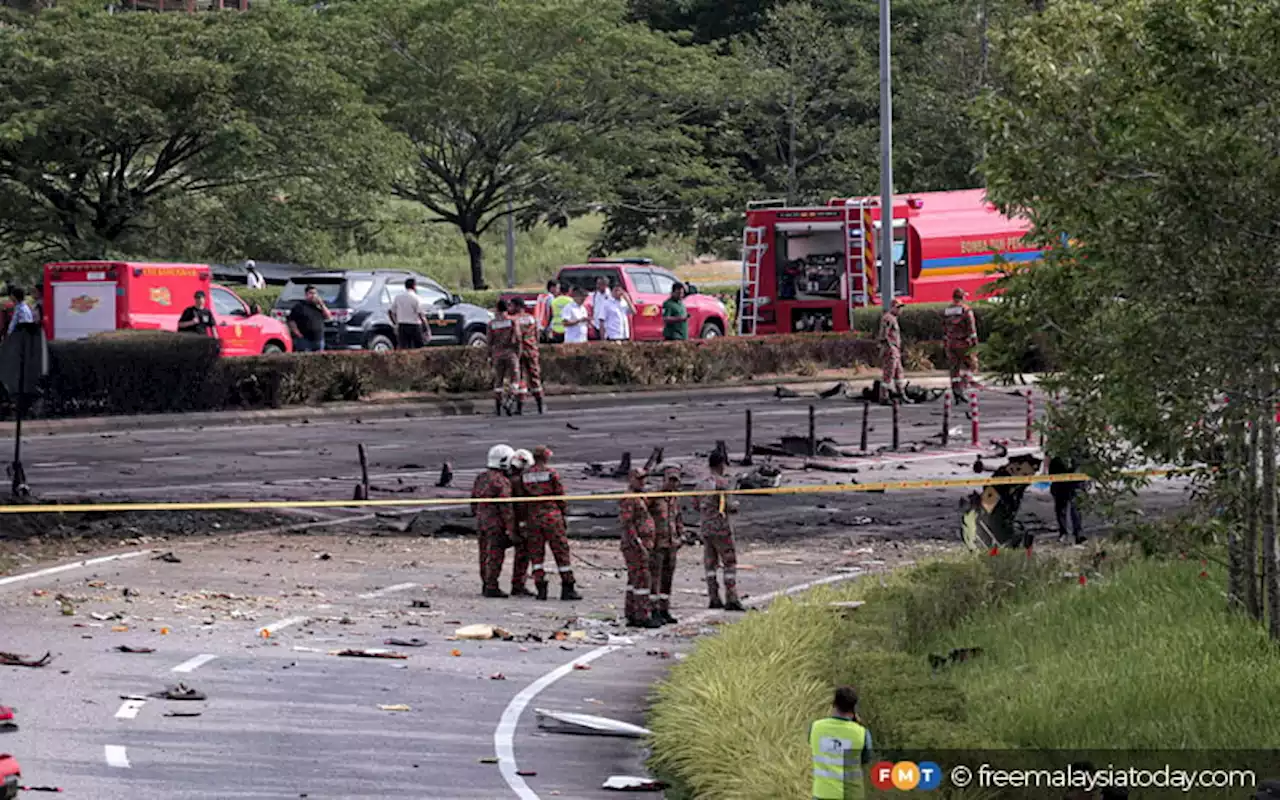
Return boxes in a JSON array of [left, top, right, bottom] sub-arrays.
[[817, 382, 846, 399], [152, 683, 205, 701], [385, 638, 428, 648], [113, 646, 155, 654], [646, 649, 671, 659], [774, 386, 801, 399], [450, 649, 462, 657], [736, 464, 782, 490], [164, 711, 202, 718], [111, 626, 129, 633], [378, 704, 411, 712], [315, 553, 331, 561], [0, 706, 15, 731], [333, 649, 408, 660], [409, 599, 432, 609], [479, 757, 499, 764], [516, 770, 537, 777], [153, 552, 182, 564], [573, 663, 591, 671], [437, 462, 454, 487], [489, 673, 506, 681], [455, 624, 511, 640], [602, 776, 666, 791], [0, 652, 52, 668], [535, 709, 651, 738]]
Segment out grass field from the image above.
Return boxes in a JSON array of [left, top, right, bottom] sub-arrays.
[[649, 548, 1280, 799]]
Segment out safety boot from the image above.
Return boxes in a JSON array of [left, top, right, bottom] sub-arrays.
[[627, 614, 663, 629], [659, 609, 678, 625], [708, 592, 724, 610], [510, 584, 534, 598], [560, 580, 583, 601], [482, 586, 509, 598], [535, 580, 549, 601], [724, 599, 746, 612]]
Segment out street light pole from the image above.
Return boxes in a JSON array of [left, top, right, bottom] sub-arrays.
[[505, 197, 516, 290], [879, 0, 894, 311]]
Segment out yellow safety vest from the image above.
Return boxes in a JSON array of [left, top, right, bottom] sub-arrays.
[[550, 295, 573, 334], [810, 717, 867, 800]]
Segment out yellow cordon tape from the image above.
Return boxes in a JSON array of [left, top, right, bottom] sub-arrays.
[[0, 468, 1193, 515]]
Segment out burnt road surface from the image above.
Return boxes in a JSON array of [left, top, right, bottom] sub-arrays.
[[0, 385, 1192, 800]]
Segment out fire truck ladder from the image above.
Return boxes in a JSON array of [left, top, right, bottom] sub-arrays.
[[845, 202, 875, 323], [738, 225, 768, 336]]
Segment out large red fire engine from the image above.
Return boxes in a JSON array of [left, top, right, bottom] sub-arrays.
[[737, 188, 1042, 335]]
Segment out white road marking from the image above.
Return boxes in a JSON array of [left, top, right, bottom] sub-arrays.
[[104, 745, 131, 768], [566, 432, 613, 439], [114, 700, 145, 720], [31, 462, 86, 469], [260, 616, 308, 635], [140, 455, 191, 463], [494, 571, 864, 799], [171, 653, 218, 674], [358, 582, 419, 600], [252, 449, 308, 457], [0, 550, 152, 589]]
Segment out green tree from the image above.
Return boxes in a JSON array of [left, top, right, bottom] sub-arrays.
[[0, 6, 396, 270], [350, 0, 706, 289], [977, 0, 1280, 631]]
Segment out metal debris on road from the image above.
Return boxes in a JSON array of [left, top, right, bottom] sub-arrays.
[[332, 649, 408, 660], [164, 711, 202, 718], [0, 652, 51, 668], [602, 776, 666, 791], [384, 638, 428, 648], [535, 709, 651, 738], [573, 663, 591, 671], [409, 599, 432, 609], [516, 770, 537, 777], [153, 552, 181, 564], [153, 684, 206, 701], [646, 649, 671, 659], [113, 646, 155, 654], [489, 673, 506, 681], [378, 704, 411, 712], [454, 624, 511, 640], [478, 757, 499, 764], [449, 649, 462, 657]]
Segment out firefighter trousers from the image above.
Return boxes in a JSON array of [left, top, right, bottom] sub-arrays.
[[621, 535, 652, 619], [479, 531, 507, 591], [703, 531, 738, 603], [525, 521, 574, 584], [492, 352, 521, 401], [649, 546, 677, 613], [519, 351, 543, 398]]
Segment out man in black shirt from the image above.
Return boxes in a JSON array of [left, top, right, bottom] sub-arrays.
[[288, 284, 331, 353], [178, 291, 216, 337]]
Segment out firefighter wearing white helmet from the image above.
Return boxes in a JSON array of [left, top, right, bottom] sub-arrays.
[[473, 445, 516, 597], [507, 449, 536, 596]]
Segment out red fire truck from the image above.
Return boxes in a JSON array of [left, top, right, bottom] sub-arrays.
[[737, 188, 1042, 335]]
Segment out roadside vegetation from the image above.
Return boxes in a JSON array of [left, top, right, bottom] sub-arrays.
[[650, 544, 1280, 798]]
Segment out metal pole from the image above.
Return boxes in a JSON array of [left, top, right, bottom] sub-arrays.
[[10, 326, 29, 499], [505, 197, 516, 290], [860, 401, 870, 452], [969, 390, 980, 447], [1025, 390, 1035, 444], [891, 398, 900, 451], [743, 409, 754, 467], [808, 405, 816, 456], [942, 390, 951, 447], [879, 0, 894, 311]]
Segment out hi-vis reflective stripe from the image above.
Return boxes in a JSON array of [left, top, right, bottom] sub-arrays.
[[524, 472, 553, 484], [813, 755, 846, 767], [0, 469, 1191, 515], [813, 769, 844, 780]]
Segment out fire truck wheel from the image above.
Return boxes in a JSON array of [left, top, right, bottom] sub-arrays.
[[699, 320, 723, 339], [367, 334, 396, 352]]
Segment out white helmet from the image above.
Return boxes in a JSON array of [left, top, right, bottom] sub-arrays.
[[511, 449, 535, 471], [487, 444, 515, 470]]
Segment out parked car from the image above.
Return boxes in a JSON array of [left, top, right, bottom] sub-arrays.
[[42, 261, 292, 356], [501, 258, 730, 340], [271, 270, 491, 351]]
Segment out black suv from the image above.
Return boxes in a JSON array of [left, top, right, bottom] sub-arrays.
[[271, 270, 491, 351]]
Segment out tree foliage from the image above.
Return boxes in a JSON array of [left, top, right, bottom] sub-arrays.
[[977, 0, 1280, 629], [0, 5, 396, 271]]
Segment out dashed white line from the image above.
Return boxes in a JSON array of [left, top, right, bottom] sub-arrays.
[[31, 461, 85, 469], [358, 582, 419, 600], [114, 700, 145, 720], [494, 571, 865, 799], [171, 653, 218, 674], [260, 616, 309, 636], [104, 745, 131, 768], [0, 550, 153, 588], [140, 455, 191, 463]]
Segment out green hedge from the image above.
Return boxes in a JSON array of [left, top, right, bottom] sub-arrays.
[[851, 301, 995, 342]]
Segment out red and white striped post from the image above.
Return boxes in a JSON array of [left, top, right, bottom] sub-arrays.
[[941, 391, 952, 447], [969, 390, 980, 447], [1025, 390, 1035, 444]]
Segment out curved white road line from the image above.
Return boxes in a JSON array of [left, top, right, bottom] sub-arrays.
[[0, 550, 153, 588], [494, 571, 863, 799]]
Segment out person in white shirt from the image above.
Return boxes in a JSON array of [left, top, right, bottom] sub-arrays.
[[561, 287, 590, 344], [7, 287, 34, 335], [598, 284, 634, 342], [390, 278, 430, 349], [590, 276, 612, 335], [245, 260, 266, 290]]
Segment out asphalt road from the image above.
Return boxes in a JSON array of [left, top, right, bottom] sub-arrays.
[[0, 385, 1193, 799]]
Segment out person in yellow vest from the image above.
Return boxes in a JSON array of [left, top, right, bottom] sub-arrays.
[[548, 281, 572, 343], [810, 686, 872, 800]]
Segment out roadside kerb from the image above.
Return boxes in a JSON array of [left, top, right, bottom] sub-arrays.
[[0, 373, 1040, 436]]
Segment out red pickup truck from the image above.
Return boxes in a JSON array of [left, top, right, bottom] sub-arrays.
[[501, 259, 730, 340]]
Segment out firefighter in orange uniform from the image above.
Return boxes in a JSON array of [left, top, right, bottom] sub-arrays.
[[942, 288, 980, 402], [472, 445, 516, 598], [509, 298, 544, 415], [646, 465, 684, 625], [619, 468, 661, 628], [489, 300, 522, 416], [507, 449, 535, 596], [520, 446, 582, 601], [877, 297, 906, 404]]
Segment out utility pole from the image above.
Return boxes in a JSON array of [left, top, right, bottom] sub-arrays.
[[879, 0, 894, 311], [505, 197, 516, 290]]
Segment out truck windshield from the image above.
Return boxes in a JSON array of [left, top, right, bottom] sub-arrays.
[[556, 269, 620, 293], [278, 279, 347, 307]]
